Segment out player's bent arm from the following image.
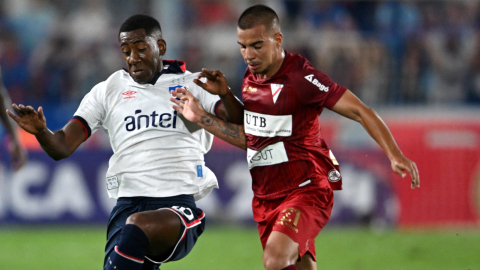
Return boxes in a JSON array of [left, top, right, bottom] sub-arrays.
[[7, 104, 86, 161], [216, 91, 244, 125], [330, 90, 401, 159], [197, 111, 247, 150], [193, 69, 244, 125], [331, 90, 420, 188], [35, 120, 86, 161], [170, 88, 247, 150]]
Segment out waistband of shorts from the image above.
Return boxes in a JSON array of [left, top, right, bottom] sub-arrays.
[[116, 195, 195, 206]]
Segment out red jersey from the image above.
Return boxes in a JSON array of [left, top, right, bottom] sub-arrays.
[[242, 51, 347, 200]]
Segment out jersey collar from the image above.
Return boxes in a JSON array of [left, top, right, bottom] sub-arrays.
[[123, 60, 187, 85], [149, 60, 186, 84]]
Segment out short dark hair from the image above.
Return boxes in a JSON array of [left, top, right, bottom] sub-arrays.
[[119, 14, 162, 37], [237, 4, 280, 31]]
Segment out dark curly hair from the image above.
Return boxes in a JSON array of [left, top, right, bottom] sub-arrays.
[[119, 14, 162, 37]]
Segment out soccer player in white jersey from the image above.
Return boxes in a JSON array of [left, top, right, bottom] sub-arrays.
[[7, 14, 243, 270]]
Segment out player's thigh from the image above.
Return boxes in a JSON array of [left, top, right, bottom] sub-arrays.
[[271, 187, 333, 261], [127, 209, 182, 257], [144, 205, 206, 264]]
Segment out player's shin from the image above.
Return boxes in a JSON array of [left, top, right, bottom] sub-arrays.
[[106, 224, 150, 270]]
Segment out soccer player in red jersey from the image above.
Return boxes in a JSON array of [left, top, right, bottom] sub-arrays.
[[171, 4, 420, 270]]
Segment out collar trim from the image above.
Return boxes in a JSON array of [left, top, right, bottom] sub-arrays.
[[123, 60, 187, 85]]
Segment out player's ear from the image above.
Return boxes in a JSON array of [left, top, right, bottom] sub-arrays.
[[274, 32, 283, 47], [158, 39, 166, 56]]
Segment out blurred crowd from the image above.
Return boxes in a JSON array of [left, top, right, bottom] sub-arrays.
[[1, 0, 480, 108]]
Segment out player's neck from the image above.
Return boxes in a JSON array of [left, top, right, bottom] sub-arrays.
[[157, 61, 164, 75], [148, 62, 163, 84]]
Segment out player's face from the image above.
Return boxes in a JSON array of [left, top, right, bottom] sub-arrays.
[[119, 28, 166, 84], [237, 24, 283, 78]]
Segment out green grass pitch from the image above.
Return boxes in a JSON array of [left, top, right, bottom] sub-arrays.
[[0, 225, 479, 269]]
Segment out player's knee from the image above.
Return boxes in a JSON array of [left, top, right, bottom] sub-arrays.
[[126, 210, 181, 246], [126, 212, 145, 227], [263, 248, 296, 270], [127, 210, 180, 232], [125, 213, 146, 232], [262, 256, 289, 270], [125, 212, 153, 240]]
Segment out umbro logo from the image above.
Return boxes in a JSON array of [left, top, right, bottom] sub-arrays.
[[122, 90, 137, 99], [305, 74, 329, 92]]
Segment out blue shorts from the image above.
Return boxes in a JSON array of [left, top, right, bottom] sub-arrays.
[[103, 195, 205, 270]]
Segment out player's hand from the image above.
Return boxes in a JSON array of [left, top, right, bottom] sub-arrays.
[[390, 154, 420, 189], [170, 87, 206, 123], [9, 142, 27, 171], [7, 104, 47, 135], [193, 68, 230, 97]]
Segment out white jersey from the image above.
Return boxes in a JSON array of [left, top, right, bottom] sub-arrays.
[[73, 61, 220, 200]]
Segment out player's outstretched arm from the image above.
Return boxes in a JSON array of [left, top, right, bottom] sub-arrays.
[[7, 104, 86, 161], [193, 68, 244, 125], [0, 85, 27, 170], [170, 87, 247, 150], [331, 90, 420, 189]]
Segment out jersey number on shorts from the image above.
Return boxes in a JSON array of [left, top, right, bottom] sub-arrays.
[[276, 208, 301, 233], [172, 206, 194, 221]]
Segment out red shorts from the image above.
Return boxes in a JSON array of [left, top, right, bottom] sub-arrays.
[[252, 186, 334, 261]]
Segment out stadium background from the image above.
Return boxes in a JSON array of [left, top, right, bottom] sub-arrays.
[[0, 0, 479, 269]]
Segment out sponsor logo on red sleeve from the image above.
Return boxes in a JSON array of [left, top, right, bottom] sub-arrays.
[[305, 74, 329, 92]]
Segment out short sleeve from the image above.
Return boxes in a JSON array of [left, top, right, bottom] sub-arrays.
[[292, 61, 347, 110], [73, 81, 107, 138], [193, 80, 221, 116]]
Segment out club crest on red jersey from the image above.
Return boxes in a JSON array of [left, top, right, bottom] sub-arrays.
[[270, 84, 283, 104], [328, 169, 341, 182], [122, 90, 137, 99]]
